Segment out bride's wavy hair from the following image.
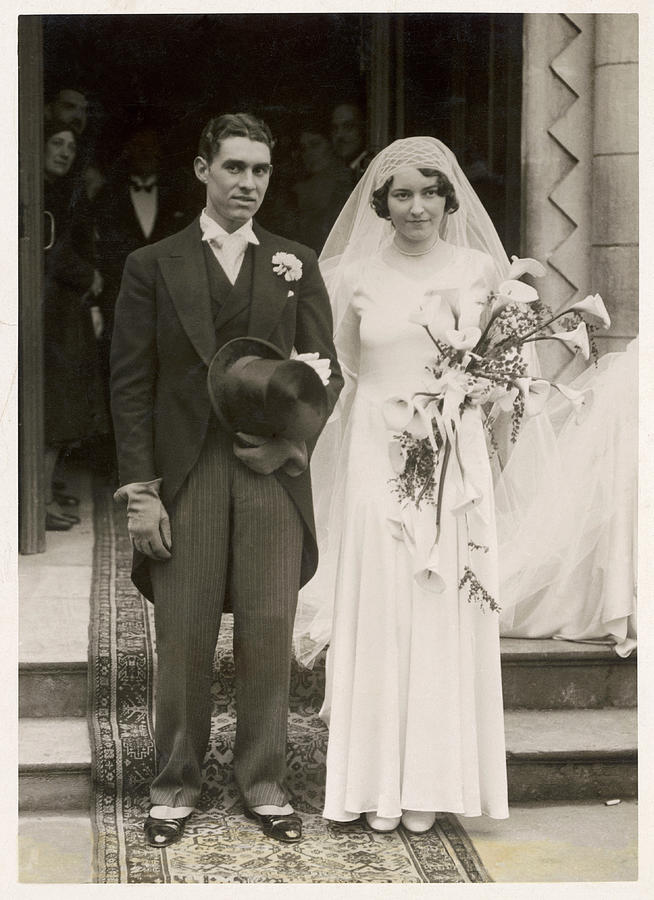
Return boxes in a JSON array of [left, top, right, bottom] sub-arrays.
[[370, 168, 459, 220]]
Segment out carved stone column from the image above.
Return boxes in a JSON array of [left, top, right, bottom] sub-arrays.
[[521, 12, 638, 359], [521, 14, 595, 311], [591, 14, 638, 353]]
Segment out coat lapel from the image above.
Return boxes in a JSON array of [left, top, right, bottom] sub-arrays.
[[158, 220, 217, 367], [248, 224, 295, 341]]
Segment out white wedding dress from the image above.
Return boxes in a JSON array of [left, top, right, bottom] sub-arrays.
[[496, 340, 637, 656], [306, 242, 509, 822]]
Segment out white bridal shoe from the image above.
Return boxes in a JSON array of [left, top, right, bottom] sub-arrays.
[[365, 812, 401, 833], [401, 810, 436, 833]]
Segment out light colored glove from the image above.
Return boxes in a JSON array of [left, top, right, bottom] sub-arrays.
[[113, 478, 172, 560], [234, 433, 308, 476], [291, 350, 331, 386]]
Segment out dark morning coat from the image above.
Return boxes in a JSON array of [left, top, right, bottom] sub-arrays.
[[110, 217, 343, 601]]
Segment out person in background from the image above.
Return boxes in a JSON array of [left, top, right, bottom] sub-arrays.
[[287, 119, 353, 254], [94, 124, 193, 340], [44, 85, 89, 137], [330, 101, 373, 185], [42, 118, 108, 530], [93, 124, 194, 475]]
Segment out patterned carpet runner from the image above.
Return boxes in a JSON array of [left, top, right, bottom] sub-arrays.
[[88, 479, 491, 883]]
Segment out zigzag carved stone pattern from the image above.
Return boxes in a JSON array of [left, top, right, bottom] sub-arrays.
[[545, 14, 593, 306]]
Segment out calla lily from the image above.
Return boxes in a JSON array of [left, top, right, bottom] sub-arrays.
[[496, 279, 540, 305], [549, 321, 590, 360], [387, 517, 405, 542], [568, 293, 611, 330], [438, 288, 461, 322], [554, 382, 593, 423], [408, 295, 441, 328], [444, 327, 482, 351], [507, 255, 547, 280], [388, 438, 407, 474], [382, 394, 414, 432], [451, 479, 483, 516], [382, 395, 430, 438], [489, 385, 519, 411], [415, 545, 447, 593], [514, 377, 551, 416]]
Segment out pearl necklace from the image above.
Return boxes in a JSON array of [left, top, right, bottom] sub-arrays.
[[393, 237, 441, 257]]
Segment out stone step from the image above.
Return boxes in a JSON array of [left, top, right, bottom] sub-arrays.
[[20, 662, 88, 718], [290, 638, 636, 713], [19, 705, 636, 813], [505, 708, 637, 802], [19, 718, 92, 812], [21, 634, 636, 720], [19, 467, 93, 718], [500, 638, 636, 709]]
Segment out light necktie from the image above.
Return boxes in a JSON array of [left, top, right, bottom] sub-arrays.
[[209, 231, 249, 284]]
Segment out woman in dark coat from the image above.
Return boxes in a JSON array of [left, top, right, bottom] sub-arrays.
[[43, 119, 108, 530]]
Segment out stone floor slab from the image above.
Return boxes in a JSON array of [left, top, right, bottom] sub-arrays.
[[461, 799, 638, 882], [18, 813, 93, 883]]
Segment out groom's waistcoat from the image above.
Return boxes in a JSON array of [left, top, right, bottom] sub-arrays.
[[201, 239, 254, 343]]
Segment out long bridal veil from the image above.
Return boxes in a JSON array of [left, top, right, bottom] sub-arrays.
[[495, 339, 637, 656]]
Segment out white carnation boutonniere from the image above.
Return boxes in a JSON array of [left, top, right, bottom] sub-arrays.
[[272, 251, 303, 282]]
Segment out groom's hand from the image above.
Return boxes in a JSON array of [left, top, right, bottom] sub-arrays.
[[291, 351, 331, 386], [234, 433, 308, 476], [113, 478, 172, 560]]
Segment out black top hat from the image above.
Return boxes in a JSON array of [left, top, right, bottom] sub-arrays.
[[207, 337, 329, 443]]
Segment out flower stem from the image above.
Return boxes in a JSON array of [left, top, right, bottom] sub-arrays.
[[522, 335, 577, 354], [424, 325, 444, 350], [510, 307, 574, 344], [434, 438, 451, 540]]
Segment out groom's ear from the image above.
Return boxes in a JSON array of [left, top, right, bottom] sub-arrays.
[[193, 155, 209, 184]]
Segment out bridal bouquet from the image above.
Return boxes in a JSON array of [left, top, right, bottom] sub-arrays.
[[382, 255, 611, 610]]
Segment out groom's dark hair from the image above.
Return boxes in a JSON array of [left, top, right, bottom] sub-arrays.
[[197, 113, 275, 163]]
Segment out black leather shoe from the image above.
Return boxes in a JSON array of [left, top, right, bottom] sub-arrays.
[[244, 808, 302, 842], [144, 814, 191, 848], [53, 492, 79, 507], [46, 512, 73, 531]]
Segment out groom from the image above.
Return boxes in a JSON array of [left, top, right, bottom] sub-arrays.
[[110, 113, 343, 847]]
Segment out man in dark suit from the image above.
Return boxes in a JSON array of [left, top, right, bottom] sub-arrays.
[[94, 126, 194, 340], [110, 113, 343, 847], [94, 126, 194, 475]]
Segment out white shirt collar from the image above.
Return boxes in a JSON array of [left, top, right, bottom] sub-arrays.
[[130, 174, 158, 188], [199, 210, 259, 246]]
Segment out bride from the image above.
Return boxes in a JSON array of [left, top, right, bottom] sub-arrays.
[[295, 137, 511, 832]]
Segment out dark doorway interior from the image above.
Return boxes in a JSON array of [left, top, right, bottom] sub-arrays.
[[42, 12, 521, 248]]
